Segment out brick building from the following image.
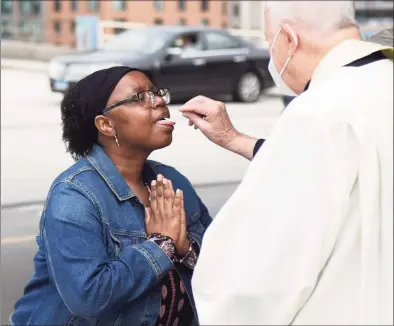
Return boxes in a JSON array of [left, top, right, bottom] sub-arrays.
[[0, 0, 45, 42], [45, 0, 228, 46]]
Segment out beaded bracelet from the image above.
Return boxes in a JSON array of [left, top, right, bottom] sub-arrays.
[[148, 233, 176, 261], [175, 238, 198, 269]]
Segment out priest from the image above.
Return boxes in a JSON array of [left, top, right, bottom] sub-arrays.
[[180, 1, 393, 325]]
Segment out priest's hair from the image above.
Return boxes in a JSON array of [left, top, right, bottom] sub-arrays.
[[265, 1, 358, 34]]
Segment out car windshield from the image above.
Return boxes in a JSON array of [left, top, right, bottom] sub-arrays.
[[102, 29, 170, 54]]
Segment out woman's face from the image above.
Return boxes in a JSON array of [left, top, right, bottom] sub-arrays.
[[97, 71, 173, 152]]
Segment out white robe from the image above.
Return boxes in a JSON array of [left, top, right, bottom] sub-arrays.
[[192, 40, 393, 325]]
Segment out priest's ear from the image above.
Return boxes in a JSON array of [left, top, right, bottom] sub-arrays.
[[281, 23, 299, 56]]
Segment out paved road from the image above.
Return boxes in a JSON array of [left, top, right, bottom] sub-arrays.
[[1, 182, 238, 324]]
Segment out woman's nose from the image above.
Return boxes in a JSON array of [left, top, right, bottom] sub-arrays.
[[152, 93, 166, 108]]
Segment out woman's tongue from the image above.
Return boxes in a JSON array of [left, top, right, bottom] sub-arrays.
[[155, 118, 176, 126]]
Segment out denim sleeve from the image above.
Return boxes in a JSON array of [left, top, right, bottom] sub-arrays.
[[182, 176, 213, 230], [197, 195, 213, 229], [42, 181, 173, 319]]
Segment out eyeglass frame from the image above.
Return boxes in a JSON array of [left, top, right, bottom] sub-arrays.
[[101, 88, 171, 114]]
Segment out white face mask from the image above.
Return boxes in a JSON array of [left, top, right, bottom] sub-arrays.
[[268, 28, 297, 97]]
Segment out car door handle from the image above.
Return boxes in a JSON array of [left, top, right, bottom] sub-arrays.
[[233, 55, 246, 62], [193, 58, 206, 66]]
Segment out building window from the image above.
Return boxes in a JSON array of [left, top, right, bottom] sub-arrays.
[[154, 18, 164, 25], [88, 0, 99, 11], [71, 20, 76, 34], [1, 19, 13, 39], [71, 0, 78, 11], [1, 0, 13, 15], [20, 0, 40, 15], [201, 18, 209, 26], [54, 0, 61, 12], [233, 3, 240, 17], [201, 0, 209, 12], [178, 0, 186, 12], [113, 0, 126, 11], [19, 20, 42, 41], [113, 18, 127, 34], [177, 18, 186, 25], [154, 0, 163, 12], [54, 21, 61, 35], [222, 1, 227, 15]]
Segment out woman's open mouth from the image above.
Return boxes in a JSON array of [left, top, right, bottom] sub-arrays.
[[155, 117, 176, 130]]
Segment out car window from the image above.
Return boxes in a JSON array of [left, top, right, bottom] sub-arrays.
[[204, 32, 241, 51], [103, 29, 170, 54], [170, 33, 203, 52]]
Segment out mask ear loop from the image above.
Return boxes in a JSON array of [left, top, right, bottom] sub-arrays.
[[280, 56, 292, 75], [279, 24, 298, 76]]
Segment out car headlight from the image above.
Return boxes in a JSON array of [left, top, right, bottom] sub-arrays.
[[48, 60, 65, 79]]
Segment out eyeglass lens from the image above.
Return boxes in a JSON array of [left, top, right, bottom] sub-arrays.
[[140, 89, 170, 105]]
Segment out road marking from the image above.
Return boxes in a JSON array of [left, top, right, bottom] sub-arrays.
[[1, 234, 37, 245]]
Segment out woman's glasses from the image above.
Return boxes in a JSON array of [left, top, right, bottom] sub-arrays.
[[102, 88, 171, 114]]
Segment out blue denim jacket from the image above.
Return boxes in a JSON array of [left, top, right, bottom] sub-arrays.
[[10, 144, 212, 326]]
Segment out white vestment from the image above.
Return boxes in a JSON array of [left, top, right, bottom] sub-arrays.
[[192, 40, 393, 325]]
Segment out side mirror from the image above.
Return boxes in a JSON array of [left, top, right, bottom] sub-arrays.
[[166, 47, 182, 60]]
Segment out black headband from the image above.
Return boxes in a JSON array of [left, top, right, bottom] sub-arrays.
[[75, 66, 141, 116]]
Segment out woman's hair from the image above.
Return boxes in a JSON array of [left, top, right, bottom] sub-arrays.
[[61, 84, 98, 161], [60, 66, 136, 160]]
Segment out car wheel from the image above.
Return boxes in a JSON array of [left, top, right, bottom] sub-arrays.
[[233, 71, 261, 102]]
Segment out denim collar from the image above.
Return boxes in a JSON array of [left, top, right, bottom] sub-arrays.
[[87, 144, 157, 201]]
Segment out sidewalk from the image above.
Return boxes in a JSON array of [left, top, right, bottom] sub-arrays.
[[1, 58, 48, 72]]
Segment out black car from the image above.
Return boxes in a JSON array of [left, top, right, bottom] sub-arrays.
[[48, 25, 274, 102]]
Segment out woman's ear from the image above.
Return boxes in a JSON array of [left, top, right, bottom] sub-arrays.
[[94, 115, 116, 137]]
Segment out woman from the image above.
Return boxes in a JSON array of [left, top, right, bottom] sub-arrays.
[[10, 67, 212, 326]]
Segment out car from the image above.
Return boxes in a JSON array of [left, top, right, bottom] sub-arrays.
[[48, 25, 274, 102]]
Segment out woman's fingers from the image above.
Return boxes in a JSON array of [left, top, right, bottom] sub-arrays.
[[155, 174, 166, 220], [150, 180, 158, 212], [179, 190, 187, 239], [145, 206, 152, 224], [180, 190, 186, 226], [163, 179, 175, 217], [173, 189, 182, 219]]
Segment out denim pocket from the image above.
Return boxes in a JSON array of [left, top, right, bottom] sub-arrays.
[[111, 230, 147, 250], [106, 230, 122, 258]]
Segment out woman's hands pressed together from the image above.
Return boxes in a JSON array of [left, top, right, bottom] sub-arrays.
[[145, 174, 190, 256]]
